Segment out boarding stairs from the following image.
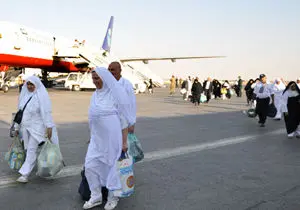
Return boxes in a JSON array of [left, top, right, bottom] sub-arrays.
[[53, 45, 164, 87]]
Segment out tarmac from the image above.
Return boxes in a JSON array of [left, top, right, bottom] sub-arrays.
[[0, 88, 300, 210]]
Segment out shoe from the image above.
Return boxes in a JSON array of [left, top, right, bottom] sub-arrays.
[[288, 133, 295, 139], [295, 131, 300, 139], [16, 175, 28, 183], [260, 123, 265, 127], [83, 199, 102, 209], [104, 198, 119, 210]]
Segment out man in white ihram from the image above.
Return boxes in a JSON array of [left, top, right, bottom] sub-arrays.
[[108, 61, 137, 134], [185, 76, 192, 101]]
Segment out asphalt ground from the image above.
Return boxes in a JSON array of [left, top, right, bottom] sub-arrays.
[[0, 88, 299, 210]]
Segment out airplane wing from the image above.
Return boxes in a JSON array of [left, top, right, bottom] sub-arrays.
[[119, 56, 226, 64]]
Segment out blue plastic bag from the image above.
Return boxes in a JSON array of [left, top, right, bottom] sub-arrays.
[[127, 133, 144, 163], [200, 94, 207, 103]]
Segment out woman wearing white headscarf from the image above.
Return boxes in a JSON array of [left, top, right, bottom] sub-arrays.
[[14, 76, 59, 183], [83, 67, 134, 210], [272, 78, 286, 120]]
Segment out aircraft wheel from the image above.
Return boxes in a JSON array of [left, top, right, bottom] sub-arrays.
[[73, 85, 80, 91], [2, 85, 9, 93]]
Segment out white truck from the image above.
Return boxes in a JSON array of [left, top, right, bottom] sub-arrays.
[[64, 72, 94, 91], [64, 71, 147, 94]]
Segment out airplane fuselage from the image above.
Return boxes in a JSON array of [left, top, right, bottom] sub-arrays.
[[0, 21, 78, 72]]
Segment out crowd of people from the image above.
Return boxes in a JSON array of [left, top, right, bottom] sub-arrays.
[[168, 74, 300, 138], [169, 75, 243, 105], [244, 75, 300, 138]]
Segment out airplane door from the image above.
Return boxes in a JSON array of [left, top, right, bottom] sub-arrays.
[[14, 28, 27, 52], [14, 31, 22, 51]]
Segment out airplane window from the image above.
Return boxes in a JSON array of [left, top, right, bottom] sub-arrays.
[[95, 58, 103, 64], [69, 74, 78, 81]]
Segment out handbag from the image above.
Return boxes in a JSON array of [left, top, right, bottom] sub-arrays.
[[247, 108, 257, 118], [78, 168, 108, 201], [13, 96, 32, 124], [267, 103, 277, 118], [78, 168, 91, 201]]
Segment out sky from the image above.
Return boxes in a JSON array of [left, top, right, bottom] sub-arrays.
[[1, 0, 300, 81]]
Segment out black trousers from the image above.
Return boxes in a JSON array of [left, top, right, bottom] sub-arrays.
[[193, 94, 200, 105], [284, 97, 300, 134], [19, 84, 23, 93], [256, 98, 270, 124], [205, 90, 211, 102]]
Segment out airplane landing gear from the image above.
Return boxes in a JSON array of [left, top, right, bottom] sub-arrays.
[[41, 69, 49, 88], [2, 85, 9, 93]]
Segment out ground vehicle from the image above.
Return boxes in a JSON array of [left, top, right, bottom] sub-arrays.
[[0, 72, 9, 93], [64, 71, 147, 93], [0, 78, 9, 93], [64, 72, 95, 91]]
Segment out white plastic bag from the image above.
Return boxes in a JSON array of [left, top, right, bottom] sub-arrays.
[[113, 152, 134, 197], [36, 140, 64, 178], [180, 88, 187, 95]]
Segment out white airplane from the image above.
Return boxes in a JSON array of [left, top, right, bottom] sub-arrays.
[[0, 16, 226, 87]]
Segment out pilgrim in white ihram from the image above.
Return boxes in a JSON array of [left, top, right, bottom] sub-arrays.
[[15, 76, 59, 183], [272, 78, 286, 120], [83, 67, 134, 210]]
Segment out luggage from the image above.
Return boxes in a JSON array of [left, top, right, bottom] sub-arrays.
[[180, 89, 187, 95], [78, 168, 90, 201], [36, 140, 64, 177], [127, 133, 144, 163], [5, 136, 25, 171], [78, 168, 108, 201], [113, 152, 134, 197], [200, 94, 207, 103], [267, 104, 277, 118], [247, 108, 257, 118]]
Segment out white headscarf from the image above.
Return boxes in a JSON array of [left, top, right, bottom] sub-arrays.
[[273, 78, 285, 91], [19, 75, 54, 128], [91, 67, 135, 126]]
